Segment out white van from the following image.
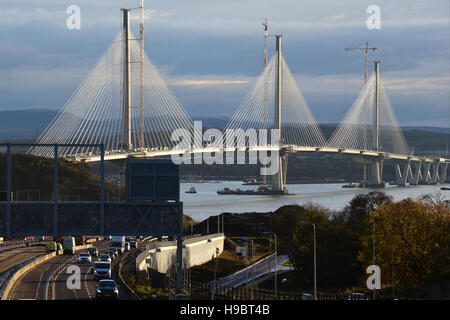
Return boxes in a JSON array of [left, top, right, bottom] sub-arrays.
[[93, 261, 111, 279]]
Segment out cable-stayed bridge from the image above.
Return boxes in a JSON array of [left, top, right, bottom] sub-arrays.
[[30, 10, 449, 192]]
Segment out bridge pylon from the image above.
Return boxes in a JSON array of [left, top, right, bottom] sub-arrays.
[[367, 61, 384, 187], [121, 8, 132, 151], [271, 35, 287, 193]]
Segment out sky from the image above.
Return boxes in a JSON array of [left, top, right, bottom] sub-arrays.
[[0, 0, 449, 127]]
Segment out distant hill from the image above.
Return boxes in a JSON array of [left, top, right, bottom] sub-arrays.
[[0, 109, 57, 140]]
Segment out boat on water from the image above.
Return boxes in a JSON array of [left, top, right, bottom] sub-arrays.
[[242, 178, 261, 185], [342, 182, 360, 188], [440, 186, 450, 191], [185, 187, 197, 194], [217, 185, 290, 195]]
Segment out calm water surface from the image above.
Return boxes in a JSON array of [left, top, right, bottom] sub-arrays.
[[180, 181, 449, 221]]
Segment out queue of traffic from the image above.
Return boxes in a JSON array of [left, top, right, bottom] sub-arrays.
[[46, 235, 138, 300]]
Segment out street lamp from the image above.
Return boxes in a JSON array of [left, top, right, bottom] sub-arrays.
[[356, 206, 376, 300], [263, 231, 277, 299], [299, 221, 317, 300]]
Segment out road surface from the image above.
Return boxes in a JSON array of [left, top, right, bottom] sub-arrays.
[[0, 245, 46, 274], [7, 240, 139, 300]]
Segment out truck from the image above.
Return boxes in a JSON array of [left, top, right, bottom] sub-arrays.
[[46, 241, 57, 253], [110, 236, 125, 254], [63, 236, 76, 255]]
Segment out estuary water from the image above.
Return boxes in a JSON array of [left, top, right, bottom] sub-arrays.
[[180, 181, 449, 221]]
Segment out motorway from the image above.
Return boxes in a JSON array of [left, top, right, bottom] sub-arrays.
[[6, 240, 138, 300], [0, 245, 46, 275]]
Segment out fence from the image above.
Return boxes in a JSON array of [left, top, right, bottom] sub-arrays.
[[187, 281, 379, 300]]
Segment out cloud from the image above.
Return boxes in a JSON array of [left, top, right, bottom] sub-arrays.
[[383, 77, 450, 92]]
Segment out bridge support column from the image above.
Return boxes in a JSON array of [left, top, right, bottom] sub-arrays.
[[410, 161, 422, 185], [368, 159, 383, 187], [394, 161, 409, 186], [121, 8, 132, 151], [367, 61, 384, 188], [439, 162, 447, 184], [394, 163, 402, 185], [431, 161, 441, 184], [419, 162, 432, 184], [271, 35, 286, 194], [272, 150, 287, 193]]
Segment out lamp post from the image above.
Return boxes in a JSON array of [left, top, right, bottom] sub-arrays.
[[356, 206, 376, 300], [299, 221, 316, 300], [211, 247, 220, 300], [263, 231, 277, 299]]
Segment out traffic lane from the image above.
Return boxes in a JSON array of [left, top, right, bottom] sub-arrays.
[[53, 260, 92, 300], [8, 253, 73, 300], [0, 245, 46, 274], [111, 248, 139, 300], [52, 241, 134, 300], [53, 242, 109, 300]]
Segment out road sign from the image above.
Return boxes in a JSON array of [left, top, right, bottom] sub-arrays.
[[126, 159, 180, 201]]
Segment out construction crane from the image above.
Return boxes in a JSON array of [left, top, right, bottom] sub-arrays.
[[345, 42, 377, 185], [345, 42, 377, 84], [262, 19, 268, 186]]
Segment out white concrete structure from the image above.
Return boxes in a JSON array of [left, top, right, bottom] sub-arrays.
[[136, 233, 225, 276]]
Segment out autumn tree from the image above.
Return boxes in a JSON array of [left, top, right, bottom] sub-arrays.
[[358, 198, 450, 290]]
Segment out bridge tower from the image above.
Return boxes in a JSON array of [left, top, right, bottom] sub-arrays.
[[121, 8, 132, 151], [271, 35, 287, 193], [368, 61, 384, 187]]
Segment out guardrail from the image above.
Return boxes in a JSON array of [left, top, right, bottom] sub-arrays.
[[117, 250, 141, 300]]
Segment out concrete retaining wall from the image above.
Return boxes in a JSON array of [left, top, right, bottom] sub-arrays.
[[136, 234, 224, 276]]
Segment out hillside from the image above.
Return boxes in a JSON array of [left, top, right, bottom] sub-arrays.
[[0, 153, 121, 201]]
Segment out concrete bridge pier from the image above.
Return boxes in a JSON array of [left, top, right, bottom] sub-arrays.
[[430, 161, 441, 184], [419, 162, 432, 184], [410, 161, 422, 185], [394, 160, 421, 186], [438, 162, 448, 184], [367, 158, 384, 188], [271, 150, 288, 193]]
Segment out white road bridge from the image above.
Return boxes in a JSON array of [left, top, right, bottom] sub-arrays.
[[29, 9, 449, 189]]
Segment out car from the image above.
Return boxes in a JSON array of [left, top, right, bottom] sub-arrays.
[[99, 253, 111, 263], [95, 279, 118, 299], [348, 293, 369, 300], [88, 247, 98, 257], [110, 247, 121, 256], [130, 241, 137, 248], [108, 248, 118, 258], [78, 252, 92, 263], [105, 250, 115, 260], [124, 242, 130, 251], [93, 261, 112, 279]]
